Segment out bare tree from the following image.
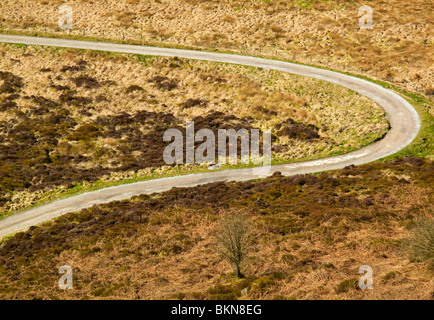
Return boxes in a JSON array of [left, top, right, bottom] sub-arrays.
[[215, 214, 251, 278]]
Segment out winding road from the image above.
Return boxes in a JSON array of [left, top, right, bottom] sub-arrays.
[[0, 35, 421, 238]]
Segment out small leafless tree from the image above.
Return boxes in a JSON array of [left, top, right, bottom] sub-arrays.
[[215, 213, 251, 278]]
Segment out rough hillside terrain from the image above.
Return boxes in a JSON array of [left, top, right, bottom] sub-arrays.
[[0, 0, 432, 97], [0, 158, 432, 299], [0, 0, 432, 301], [0, 43, 388, 215]]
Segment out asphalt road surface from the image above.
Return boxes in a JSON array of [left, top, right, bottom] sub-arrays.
[[0, 34, 421, 238]]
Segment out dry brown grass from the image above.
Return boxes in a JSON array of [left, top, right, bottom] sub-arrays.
[[0, 43, 386, 135], [0, 43, 388, 214], [0, 158, 432, 300], [0, 0, 432, 96]]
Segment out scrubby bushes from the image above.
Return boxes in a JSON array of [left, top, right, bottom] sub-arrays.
[[61, 60, 86, 73], [71, 75, 101, 89], [59, 91, 92, 106], [125, 85, 144, 94], [182, 98, 208, 109], [0, 158, 432, 299], [0, 71, 23, 94], [68, 124, 102, 141], [334, 278, 359, 294], [0, 100, 17, 111], [0, 95, 273, 208], [274, 118, 320, 140], [148, 76, 178, 91]]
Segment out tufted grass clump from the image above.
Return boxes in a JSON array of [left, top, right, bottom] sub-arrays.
[[402, 217, 434, 268]]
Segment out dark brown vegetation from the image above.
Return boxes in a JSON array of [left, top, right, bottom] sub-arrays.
[[215, 214, 251, 278], [1, 0, 432, 96], [182, 98, 208, 109], [0, 68, 324, 209], [0, 94, 267, 203], [275, 119, 320, 141], [71, 75, 101, 89], [148, 76, 178, 91], [0, 71, 23, 94], [0, 158, 432, 299], [4, 45, 383, 214]]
